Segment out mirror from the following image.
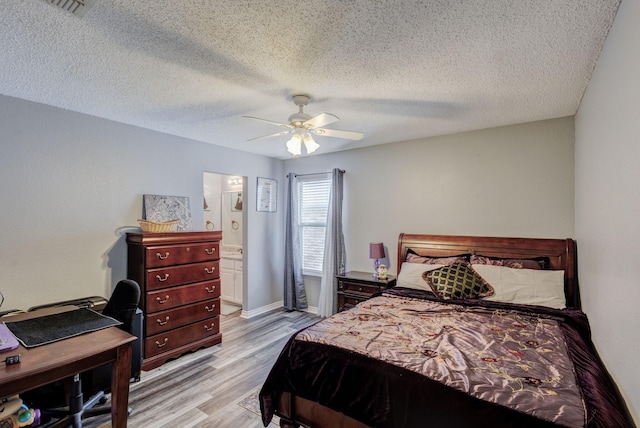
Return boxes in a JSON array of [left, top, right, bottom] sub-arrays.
[[222, 190, 243, 245], [231, 191, 243, 212]]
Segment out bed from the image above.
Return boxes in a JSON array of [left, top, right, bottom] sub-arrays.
[[260, 233, 635, 427]]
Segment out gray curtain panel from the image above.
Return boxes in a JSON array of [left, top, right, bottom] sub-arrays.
[[283, 173, 308, 311]]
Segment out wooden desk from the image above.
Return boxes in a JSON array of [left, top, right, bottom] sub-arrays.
[[0, 307, 136, 427]]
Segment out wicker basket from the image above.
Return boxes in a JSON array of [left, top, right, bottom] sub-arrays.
[[137, 219, 179, 233]]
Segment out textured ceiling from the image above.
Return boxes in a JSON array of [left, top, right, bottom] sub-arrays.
[[1, 1, 620, 159]]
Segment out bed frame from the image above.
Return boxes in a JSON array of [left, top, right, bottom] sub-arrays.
[[275, 233, 578, 428]]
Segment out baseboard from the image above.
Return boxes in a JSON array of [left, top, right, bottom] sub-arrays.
[[241, 300, 283, 318], [241, 301, 318, 318], [304, 306, 318, 315]]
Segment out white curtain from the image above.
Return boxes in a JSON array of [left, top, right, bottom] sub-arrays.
[[318, 169, 346, 317]]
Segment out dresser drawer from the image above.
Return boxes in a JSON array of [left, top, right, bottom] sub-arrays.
[[145, 242, 219, 268], [145, 317, 220, 358], [146, 260, 220, 290], [146, 298, 220, 336], [338, 280, 381, 296], [335, 272, 397, 313], [338, 294, 363, 312], [146, 279, 221, 312]]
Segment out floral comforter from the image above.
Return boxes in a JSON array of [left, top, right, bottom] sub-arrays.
[[297, 293, 583, 426], [260, 288, 634, 427]]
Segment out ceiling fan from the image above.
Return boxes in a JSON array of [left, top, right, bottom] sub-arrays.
[[243, 94, 364, 156]]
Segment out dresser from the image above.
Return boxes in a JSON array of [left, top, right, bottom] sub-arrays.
[[126, 231, 222, 371], [336, 271, 397, 312]]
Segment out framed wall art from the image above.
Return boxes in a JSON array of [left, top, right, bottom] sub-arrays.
[[256, 177, 277, 212]]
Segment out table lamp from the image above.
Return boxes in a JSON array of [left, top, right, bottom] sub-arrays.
[[369, 242, 385, 279]]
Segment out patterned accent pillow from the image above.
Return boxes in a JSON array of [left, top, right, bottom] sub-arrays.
[[470, 255, 549, 270], [406, 250, 470, 265], [422, 262, 494, 300]]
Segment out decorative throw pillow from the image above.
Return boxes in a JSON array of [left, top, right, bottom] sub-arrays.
[[405, 249, 470, 265], [470, 255, 549, 270], [422, 262, 494, 300]]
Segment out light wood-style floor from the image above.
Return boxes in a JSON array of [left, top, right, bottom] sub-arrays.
[[83, 308, 319, 428]]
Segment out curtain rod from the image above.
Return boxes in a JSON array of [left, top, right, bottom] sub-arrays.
[[287, 169, 345, 178]]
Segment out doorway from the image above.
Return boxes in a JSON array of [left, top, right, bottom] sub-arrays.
[[203, 172, 245, 316]]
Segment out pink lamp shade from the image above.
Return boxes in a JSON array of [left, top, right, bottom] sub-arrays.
[[369, 242, 385, 259]]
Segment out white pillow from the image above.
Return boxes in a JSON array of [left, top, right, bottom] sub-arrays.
[[471, 264, 566, 309], [397, 263, 443, 292]]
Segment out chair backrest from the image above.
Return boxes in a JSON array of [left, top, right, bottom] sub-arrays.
[[102, 279, 140, 333]]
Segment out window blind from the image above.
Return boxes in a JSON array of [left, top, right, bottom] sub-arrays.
[[297, 175, 331, 275]]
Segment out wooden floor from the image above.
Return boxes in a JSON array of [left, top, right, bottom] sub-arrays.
[[83, 309, 319, 428]]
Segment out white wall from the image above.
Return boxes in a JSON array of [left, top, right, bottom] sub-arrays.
[[575, 0, 640, 422], [0, 95, 283, 313], [284, 117, 575, 306]]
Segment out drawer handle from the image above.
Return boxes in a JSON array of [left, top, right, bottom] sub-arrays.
[[205, 267, 216, 274], [205, 285, 216, 293], [156, 274, 169, 282], [204, 323, 215, 332], [205, 248, 216, 255], [156, 295, 170, 304], [156, 316, 169, 326], [359, 287, 363, 292], [155, 338, 169, 348], [205, 304, 216, 312], [156, 252, 169, 260]]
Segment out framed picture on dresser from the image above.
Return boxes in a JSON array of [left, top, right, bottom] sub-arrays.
[[143, 194, 193, 231]]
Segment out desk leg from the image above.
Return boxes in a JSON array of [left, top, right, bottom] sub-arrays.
[[111, 342, 132, 428]]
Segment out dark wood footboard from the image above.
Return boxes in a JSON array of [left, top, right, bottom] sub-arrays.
[[276, 391, 369, 428]]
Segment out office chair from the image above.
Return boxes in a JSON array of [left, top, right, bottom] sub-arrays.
[[42, 279, 141, 428]]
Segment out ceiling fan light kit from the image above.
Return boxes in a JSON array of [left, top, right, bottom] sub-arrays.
[[302, 133, 319, 153], [285, 129, 318, 156], [286, 133, 303, 156], [244, 94, 364, 156]]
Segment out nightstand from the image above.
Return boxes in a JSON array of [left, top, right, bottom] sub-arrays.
[[336, 271, 397, 312]]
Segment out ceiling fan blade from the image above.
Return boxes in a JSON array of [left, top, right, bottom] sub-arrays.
[[312, 128, 364, 141], [247, 129, 293, 142], [303, 113, 339, 129], [242, 116, 292, 128]]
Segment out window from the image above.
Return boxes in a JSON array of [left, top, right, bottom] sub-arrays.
[[297, 174, 331, 276]]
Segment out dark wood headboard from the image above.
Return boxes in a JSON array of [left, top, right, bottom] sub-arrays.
[[397, 233, 579, 309]]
